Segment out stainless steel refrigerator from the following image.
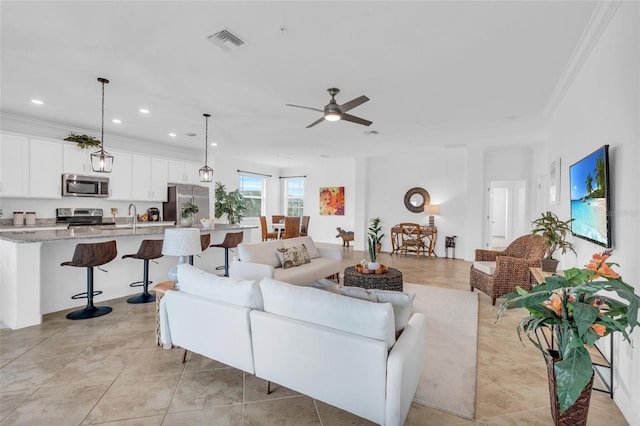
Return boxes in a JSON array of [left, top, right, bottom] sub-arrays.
[[163, 185, 210, 224]]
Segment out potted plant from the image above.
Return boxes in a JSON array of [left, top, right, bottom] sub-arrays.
[[179, 201, 199, 227], [497, 250, 639, 425], [368, 217, 384, 255], [214, 181, 246, 224], [63, 133, 102, 149], [366, 217, 384, 270], [531, 211, 576, 272]]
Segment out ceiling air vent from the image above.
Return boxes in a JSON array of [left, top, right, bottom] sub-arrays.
[[207, 28, 247, 52]]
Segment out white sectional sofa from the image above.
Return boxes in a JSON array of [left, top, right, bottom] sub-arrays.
[[160, 264, 427, 426], [228, 236, 342, 285]]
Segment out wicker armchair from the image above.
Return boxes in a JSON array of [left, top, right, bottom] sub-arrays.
[[470, 234, 546, 305]]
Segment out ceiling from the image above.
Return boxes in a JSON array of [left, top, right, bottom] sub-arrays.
[[0, 1, 598, 168]]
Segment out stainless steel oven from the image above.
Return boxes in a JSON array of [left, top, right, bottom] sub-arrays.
[[61, 174, 110, 198]]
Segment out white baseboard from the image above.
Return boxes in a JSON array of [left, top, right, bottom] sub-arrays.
[[614, 390, 640, 426]]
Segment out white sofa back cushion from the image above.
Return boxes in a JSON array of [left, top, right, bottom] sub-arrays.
[[177, 263, 263, 310], [281, 236, 321, 259], [237, 240, 284, 268], [259, 277, 396, 348]]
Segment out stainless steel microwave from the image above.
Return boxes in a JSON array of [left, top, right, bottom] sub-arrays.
[[61, 174, 110, 198]]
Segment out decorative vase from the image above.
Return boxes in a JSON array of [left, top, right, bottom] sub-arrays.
[[180, 215, 193, 227], [368, 261, 380, 271], [544, 351, 594, 426], [541, 258, 560, 272]]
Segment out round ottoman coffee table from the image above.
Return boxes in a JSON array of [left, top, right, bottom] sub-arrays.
[[343, 266, 403, 292]]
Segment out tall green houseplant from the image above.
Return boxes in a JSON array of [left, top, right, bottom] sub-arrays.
[[214, 181, 246, 224]]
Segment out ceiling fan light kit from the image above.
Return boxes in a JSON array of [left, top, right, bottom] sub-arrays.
[[287, 87, 372, 128], [199, 113, 214, 182], [90, 77, 114, 173]]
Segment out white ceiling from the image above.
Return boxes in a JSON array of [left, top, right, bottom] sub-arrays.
[[1, 1, 597, 167]]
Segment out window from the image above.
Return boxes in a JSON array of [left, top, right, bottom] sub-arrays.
[[285, 177, 304, 217], [239, 175, 264, 218]]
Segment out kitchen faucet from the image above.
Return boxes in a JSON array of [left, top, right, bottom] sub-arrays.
[[128, 203, 137, 230]]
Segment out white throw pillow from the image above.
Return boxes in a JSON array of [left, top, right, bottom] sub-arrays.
[[367, 289, 416, 335], [177, 263, 263, 310], [259, 277, 395, 348], [336, 285, 378, 302], [281, 236, 321, 259], [237, 240, 284, 268]]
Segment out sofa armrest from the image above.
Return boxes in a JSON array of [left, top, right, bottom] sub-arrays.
[[474, 248, 504, 261], [385, 312, 427, 426], [318, 246, 343, 261], [228, 260, 275, 281]]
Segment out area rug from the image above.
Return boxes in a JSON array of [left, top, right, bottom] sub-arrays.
[[406, 283, 478, 420]]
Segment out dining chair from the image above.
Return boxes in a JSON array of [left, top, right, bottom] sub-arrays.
[[398, 223, 424, 257], [300, 216, 310, 237], [282, 216, 301, 239], [272, 215, 285, 224], [260, 216, 279, 241]]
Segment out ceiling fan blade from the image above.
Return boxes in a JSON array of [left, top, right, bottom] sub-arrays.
[[341, 113, 372, 127], [306, 117, 326, 128], [339, 95, 369, 113], [286, 104, 323, 113]]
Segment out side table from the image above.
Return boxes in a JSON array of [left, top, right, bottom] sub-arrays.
[[153, 281, 176, 346], [343, 266, 403, 292]]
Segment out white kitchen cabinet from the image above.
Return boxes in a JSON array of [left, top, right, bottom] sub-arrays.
[[108, 150, 133, 200], [63, 144, 94, 176], [29, 138, 63, 199], [132, 155, 168, 201], [0, 133, 29, 197], [168, 160, 202, 184]]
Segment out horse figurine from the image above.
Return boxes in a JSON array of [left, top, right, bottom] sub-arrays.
[[336, 227, 354, 247]]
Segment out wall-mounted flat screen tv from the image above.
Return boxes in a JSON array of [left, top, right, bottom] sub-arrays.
[[569, 145, 611, 248]]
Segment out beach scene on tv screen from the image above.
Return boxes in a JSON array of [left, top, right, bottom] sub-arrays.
[[570, 147, 607, 246]]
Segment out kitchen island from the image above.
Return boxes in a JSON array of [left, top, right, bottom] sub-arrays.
[[0, 223, 256, 329]]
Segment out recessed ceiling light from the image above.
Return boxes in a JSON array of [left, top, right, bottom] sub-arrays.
[[31, 99, 44, 105], [112, 119, 122, 124], [139, 108, 150, 114], [210, 142, 217, 147], [168, 133, 177, 137]]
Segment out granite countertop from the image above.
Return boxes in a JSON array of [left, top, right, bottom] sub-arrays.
[[0, 223, 257, 243]]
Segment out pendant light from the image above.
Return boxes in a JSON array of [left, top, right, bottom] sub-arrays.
[[90, 77, 114, 173], [199, 113, 213, 182]]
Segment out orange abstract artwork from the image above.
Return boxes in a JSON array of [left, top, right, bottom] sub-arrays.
[[319, 187, 345, 215]]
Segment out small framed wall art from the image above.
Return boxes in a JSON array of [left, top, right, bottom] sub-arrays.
[[319, 186, 345, 215]]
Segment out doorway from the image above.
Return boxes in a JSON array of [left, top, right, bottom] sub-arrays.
[[486, 180, 526, 250]]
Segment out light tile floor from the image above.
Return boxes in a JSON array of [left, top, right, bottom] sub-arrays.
[[0, 247, 629, 425]]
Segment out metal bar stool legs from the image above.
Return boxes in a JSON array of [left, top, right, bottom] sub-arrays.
[[62, 240, 117, 320], [211, 231, 244, 277], [122, 239, 164, 304]]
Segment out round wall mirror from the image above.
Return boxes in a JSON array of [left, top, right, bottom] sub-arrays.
[[404, 187, 430, 213]]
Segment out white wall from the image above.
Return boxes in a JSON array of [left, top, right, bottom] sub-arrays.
[[365, 147, 468, 257], [546, 2, 639, 423], [281, 157, 356, 246]]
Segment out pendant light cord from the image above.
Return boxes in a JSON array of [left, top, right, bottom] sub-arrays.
[[204, 113, 210, 166]]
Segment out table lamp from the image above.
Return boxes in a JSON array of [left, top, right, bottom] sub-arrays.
[[424, 204, 440, 227], [162, 228, 202, 283]]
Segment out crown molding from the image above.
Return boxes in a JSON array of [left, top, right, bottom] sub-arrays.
[[543, 0, 622, 118]]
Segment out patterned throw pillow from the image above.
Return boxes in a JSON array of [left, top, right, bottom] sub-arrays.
[[276, 244, 311, 269]]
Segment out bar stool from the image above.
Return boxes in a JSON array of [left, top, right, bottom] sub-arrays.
[[122, 239, 164, 304], [61, 240, 117, 320], [211, 231, 244, 277], [189, 233, 211, 266]]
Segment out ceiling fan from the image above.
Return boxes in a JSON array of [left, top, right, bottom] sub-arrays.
[[286, 88, 372, 128]]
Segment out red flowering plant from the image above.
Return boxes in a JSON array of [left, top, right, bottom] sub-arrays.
[[497, 250, 639, 413]]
